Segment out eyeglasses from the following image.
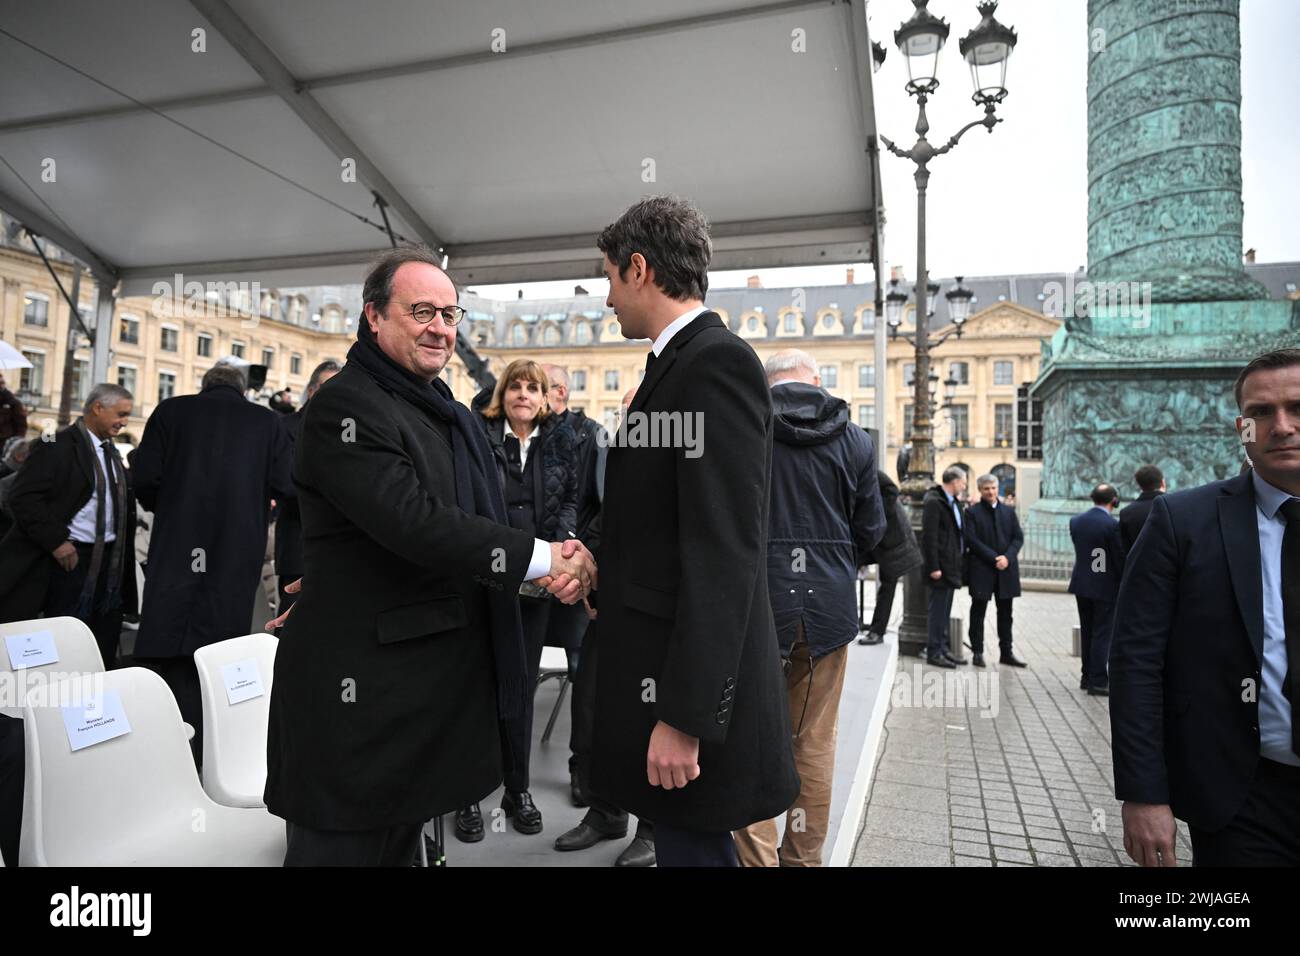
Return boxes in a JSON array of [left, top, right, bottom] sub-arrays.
[[401, 302, 466, 326]]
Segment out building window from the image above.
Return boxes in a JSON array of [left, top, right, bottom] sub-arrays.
[[261, 347, 274, 368], [231, 341, 246, 359], [858, 405, 875, 428], [510, 324, 527, 347], [119, 314, 140, 345], [19, 350, 45, 395], [23, 293, 50, 327], [158, 371, 176, 403], [994, 403, 1014, 447], [573, 322, 592, 346], [117, 364, 137, 395], [197, 333, 212, 358], [748, 317, 759, 332], [950, 404, 970, 446], [903, 363, 916, 386], [71, 359, 91, 403], [858, 365, 875, 388], [605, 369, 620, 392], [903, 403, 915, 441], [993, 360, 1014, 385], [290, 354, 302, 375], [822, 313, 835, 329], [819, 365, 838, 388], [541, 325, 561, 347], [160, 325, 179, 352], [783, 313, 798, 333], [859, 309, 875, 332], [1016, 384, 1044, 460], [950, 361, 970, 385], [572, 370, 587, 392]]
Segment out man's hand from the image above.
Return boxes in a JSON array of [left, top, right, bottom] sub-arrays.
[[929, 569, 943, 580], [52, 541, 78, 573], [535, 539, 597, 605], [1122, 801, 1178, 867], [265, 578, 301, 632], [647, 720, 700, 790], [995, 555, 1009, 570]]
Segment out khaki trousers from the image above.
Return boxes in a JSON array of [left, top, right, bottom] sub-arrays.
[[734, 626, 848, 867]]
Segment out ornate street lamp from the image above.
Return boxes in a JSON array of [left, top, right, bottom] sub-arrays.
[[960, 2, 1018, 107], [876, 0, 1019, 658], [872, 39, 888, 74], [894, 0, 950, 96], [885, 279, 909, 334]]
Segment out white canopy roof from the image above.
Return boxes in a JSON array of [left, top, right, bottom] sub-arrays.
[[0, 0, 881, 296]]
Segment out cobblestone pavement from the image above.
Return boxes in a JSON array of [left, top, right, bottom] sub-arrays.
[[850, 589, 1194, 867]]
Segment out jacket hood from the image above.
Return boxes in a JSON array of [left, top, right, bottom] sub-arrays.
[[771, 382, 850, 446]]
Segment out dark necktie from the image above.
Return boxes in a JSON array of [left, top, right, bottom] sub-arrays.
[[644, 350, 657, 377], [1279, 498, 1300, 757], [102, 440, 120, 521]]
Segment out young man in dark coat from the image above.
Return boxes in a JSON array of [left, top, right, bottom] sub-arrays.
[[1118, 463, 1165, 555], [733, 348, 884, 866], [964, 473, 1026, 668], [129, 362, 293, 763], [1112, 349, 1300, 866], [263, 248, 594, 865], [557, 196, 798, 867], [921, 466, 969, 668], [1068, 482, 1124, 695]]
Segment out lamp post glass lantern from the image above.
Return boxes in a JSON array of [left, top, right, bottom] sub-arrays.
[[875, 0, 1018, 657]]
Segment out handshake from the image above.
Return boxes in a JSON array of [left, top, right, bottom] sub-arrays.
[[533, 539, 598, 608]]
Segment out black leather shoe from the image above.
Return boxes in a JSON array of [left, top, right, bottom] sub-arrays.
[[944, 650, 969, 665], [1088, 684, 1110, 697], [614, 836, 657, 867], [999, 651, 1028, 668], [570, 772, 588, 808], [454, 804, 484, 843], [554, 820, 626, 851], [501, 789, 543, 834], [926, 652, 956, 668], [971, 652, 985, 668], [857, 629, 884, 646]]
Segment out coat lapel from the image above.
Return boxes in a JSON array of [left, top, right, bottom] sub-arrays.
[[1218, 473, 1264, 663], [68, 426, 94, 487], [627, 311, 723, 418]]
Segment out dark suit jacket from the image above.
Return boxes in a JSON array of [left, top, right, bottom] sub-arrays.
[[0, 425, 138, 621], [1068, 506, 1124, 601], [590, 311, 799, 832], [1109, 472, 1271, 831], [964, 499, 1023, 600], [921, 485, 965, 587], [264, 363, 535, 830], [273, 407, 305, 578], [131, 385, 293, 657], [1119, 490, 1162, 555]]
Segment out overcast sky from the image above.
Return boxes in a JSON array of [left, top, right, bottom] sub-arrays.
[[475, 0, 1298, 301]]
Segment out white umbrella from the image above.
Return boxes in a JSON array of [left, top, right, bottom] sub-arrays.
[[0, 340, 33, 370]]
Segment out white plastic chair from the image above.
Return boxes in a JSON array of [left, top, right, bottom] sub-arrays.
[[537, 645, 571, 745], [1, 617, 104, 719], [19, 667, 285, 866], [193, 633, 278, 808]]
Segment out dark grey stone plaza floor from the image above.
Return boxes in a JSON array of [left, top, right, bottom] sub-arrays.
[[850, 589, 1193, 867]]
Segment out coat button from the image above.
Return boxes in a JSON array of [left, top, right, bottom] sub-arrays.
[[715, 713, 727, 725], [724, 678, 736, 690]]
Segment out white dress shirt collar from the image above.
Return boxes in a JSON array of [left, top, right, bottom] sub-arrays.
[[651, 305, 708, 357], [1252, 469, 1296, 520]]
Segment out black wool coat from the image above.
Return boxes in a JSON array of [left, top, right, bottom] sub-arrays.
[[130, 385, 292, 658], [590, 312, 800, 832], [0, 425, 138, 621], [921, 485, 965, 588], [963, 499, 1023, 600], [264, 364, 535, 830], [476, 411, 577, 541]]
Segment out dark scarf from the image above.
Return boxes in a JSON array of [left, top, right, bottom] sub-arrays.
[[346, 324, 529, 721]]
